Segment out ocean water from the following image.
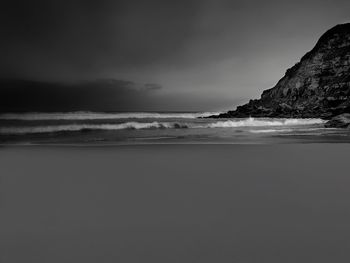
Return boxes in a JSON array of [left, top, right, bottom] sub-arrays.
[[0, 111, 349, 144]]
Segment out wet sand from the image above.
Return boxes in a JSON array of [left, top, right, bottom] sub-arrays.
[[1, 144, 350, 263]]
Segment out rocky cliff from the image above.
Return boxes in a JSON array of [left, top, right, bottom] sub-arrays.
[[213, 23, 350, 119]]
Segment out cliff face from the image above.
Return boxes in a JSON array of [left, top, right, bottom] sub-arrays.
[[215, 23, 350, 119]]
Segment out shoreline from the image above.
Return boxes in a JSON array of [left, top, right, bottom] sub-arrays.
[[2, 144, 350, 262]]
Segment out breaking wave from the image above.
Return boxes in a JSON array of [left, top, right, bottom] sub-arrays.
[[249, 129, 293, 133], [0, 111, 222, 121], [0, 117, 326, 135], [0, 122, 190, 135], [205, 117, 325, 128]]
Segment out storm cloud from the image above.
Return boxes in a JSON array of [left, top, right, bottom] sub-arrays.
[[0, 0, 200, 79], [0, 79, 236, 112], [0, 0, 349, 111]]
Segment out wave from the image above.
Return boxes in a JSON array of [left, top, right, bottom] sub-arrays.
[[205, 117, 325, 128], [249, 129, 293, 133], [0, 111, 222, 121], [250, 127, 337, 134], [0, 122, 190, 135], [0, 117, 326, 135]]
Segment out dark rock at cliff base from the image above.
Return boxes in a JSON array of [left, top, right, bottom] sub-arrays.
[[324, 113, 350, 128], [210, 23, 350, 120]]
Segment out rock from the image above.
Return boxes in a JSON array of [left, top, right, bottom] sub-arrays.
[[324, 113, 350, 128], [208, 23, 350, 119]]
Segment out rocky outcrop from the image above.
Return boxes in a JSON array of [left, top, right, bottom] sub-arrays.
[[325, 113, 350, 128], [211, 23, 350, 119]]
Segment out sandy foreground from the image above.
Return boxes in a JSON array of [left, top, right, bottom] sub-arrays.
[[1, 144, 350, 263]]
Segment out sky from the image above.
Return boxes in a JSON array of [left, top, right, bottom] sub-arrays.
[[0, 0, 349, 112]]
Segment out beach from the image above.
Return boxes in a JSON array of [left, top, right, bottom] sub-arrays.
[[1, 1, 350, 262], [1, 144, 350, 263]]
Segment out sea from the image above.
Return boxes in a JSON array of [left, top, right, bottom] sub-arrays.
[[0, 111, 349, 145]]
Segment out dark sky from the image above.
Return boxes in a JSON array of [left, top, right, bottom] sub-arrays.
[[0, 0, 349, 111]]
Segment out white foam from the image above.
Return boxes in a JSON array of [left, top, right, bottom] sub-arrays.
[[0, 117, 326, 135], [205, 117, 325, 128], [0, 122, 177, 134], [249, 129, 293, 133], [0, 111, 222, 120]]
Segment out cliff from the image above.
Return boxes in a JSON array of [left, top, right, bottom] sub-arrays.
[[212, 23, 350, 119]]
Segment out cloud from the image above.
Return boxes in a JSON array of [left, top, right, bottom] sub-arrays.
[[0, 79, 164, 112], [0, 0, 201, 80], [1, 0, 348, 111], [0, 78, 238, 112]]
